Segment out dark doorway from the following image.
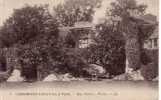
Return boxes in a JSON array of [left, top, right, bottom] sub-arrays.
[[21, 62, 38, 82], [0, 56, 7, 72]]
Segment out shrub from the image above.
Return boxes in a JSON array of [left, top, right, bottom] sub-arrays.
[[53, 48, 89, 77], [141, 49, 158, 80]]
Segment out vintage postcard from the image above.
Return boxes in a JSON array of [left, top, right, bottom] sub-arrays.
[[0, 0, 159, 100]]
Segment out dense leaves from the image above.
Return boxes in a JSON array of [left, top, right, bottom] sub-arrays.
[[54, 0, 101, 26], [109, 0, 156, 70], [86, 23, 126, 76], [0, 5, 58, 47], [0, 0, 158, 81], [0, 5, 60, 80]]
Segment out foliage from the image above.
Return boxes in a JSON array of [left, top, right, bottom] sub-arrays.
[[50, 0, 103, 77], [110, 0, 156, 47], [141, 49, 158, 80], [109, 0, 156, 70], [54, 0, 101, 26], [0, 0, 157, 81], [0, 5, 60, 80], [0, 5, 58, 47], [16, 31, 61, 80], [110, 0, 147, 17], [86, 23, 126, 76], [53, 48, 89, 77], [109, 0, 157, 47]]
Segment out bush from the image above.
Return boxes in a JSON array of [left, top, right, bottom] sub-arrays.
[[16, 35, 61, 81], [53, 48, 89, 77], [0, 5, 60, 81], [84, 23, 126, 76], [86, 40, 126, 76], [141, 49, 158, 80]]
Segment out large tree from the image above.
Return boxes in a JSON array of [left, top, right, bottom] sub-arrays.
[[0, 5, 58, 47], [54, 0, 101, 26], [86, 22, 126, 76], [109, 0, 155, 72], [0, 5, 60, 81]]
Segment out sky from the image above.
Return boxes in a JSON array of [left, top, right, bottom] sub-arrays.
[[0, 0, 159, 26]]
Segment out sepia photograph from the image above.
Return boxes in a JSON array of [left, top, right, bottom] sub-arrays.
[[0, 0, 159, 100]]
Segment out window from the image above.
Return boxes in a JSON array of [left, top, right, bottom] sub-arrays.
[[0, 57, 7, 72], [149, 39, 153, 48], [79, 38, 88, 48], [154, 38, 158, 47]]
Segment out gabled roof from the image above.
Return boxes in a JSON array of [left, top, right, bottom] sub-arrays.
[[141, 14, 157, 24], [149, 25, 158, 39], [139, 14, 158, 39], [58, 21, 95, 38], [132, 14, 157, 25], [74, 21, 95, 29]]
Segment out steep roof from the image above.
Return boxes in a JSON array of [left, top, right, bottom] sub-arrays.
[[74, 21, 95, 29], [132, 14, 157, 25], [149, 25, 158, 39], [140, 14, 158, 39], [59, 21, 95, 38], [141, 14, 157, 24]]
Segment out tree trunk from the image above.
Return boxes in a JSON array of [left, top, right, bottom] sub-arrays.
[[123, 20, 141, 73], [125, 35, 141, 72]]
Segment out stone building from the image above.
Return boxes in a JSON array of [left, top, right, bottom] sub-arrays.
[[144, 25, 158, 49], [59, 21, 96, 49]]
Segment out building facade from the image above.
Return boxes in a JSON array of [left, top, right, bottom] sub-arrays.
[[59, 21, 96, 49], [144, 25, 158, 49]]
